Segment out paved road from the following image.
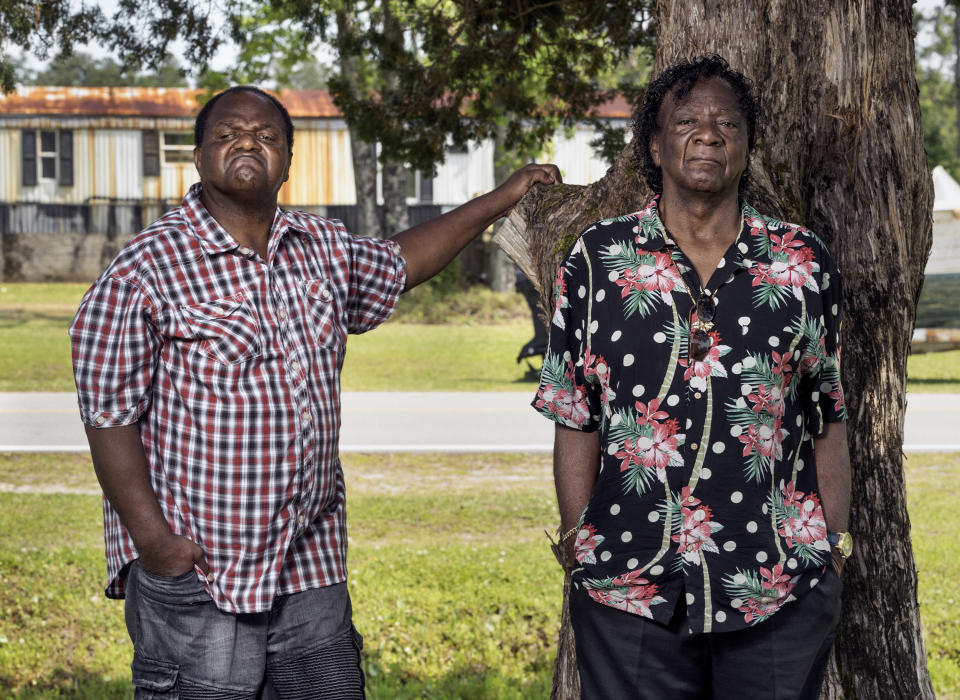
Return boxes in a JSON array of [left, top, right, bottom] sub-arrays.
[[1, 392, 957, 453]]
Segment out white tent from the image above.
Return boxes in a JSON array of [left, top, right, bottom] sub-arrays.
[[932, 165, 960, 212]]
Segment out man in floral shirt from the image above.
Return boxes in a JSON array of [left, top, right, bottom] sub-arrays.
[[534, 56, 851, 698], [71, 86, 560, 698]]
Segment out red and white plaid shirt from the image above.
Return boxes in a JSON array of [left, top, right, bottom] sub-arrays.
[[70, 183, 406, 613]]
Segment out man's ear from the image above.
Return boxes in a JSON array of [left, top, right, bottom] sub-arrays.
[[649, 133, 661, 168], [193, 146, 201, 174]]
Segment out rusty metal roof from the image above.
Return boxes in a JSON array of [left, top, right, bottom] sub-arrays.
[[0, 86, 632, 120], [0, 86, 343, 118]]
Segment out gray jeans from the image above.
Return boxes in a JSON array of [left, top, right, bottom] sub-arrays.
[[124, 561, 364, 699]]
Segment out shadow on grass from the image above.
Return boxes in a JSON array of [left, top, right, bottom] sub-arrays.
[[0, 310, 76, 329], [0, 669, 131, 699]]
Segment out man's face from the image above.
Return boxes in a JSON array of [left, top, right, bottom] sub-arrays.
[[649, 77, 749, 199], [194, 91, 292, 203]]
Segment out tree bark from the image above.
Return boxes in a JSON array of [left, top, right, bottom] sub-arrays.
[[497, 2, 935, 698], [337, 9, 381, 238], [490, 126, 520, 292], [954, 2, 960, 161], [350, 134, 380, 237], [381, 160, 409, 236], [378, 2, 410, 238]]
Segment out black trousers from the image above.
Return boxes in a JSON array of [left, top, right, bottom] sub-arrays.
[[569, 568, 842, 700]]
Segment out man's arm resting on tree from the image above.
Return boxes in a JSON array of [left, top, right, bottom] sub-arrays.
[[391, 163, 560, 290], [813, 420, 852, 573], [85, 423, 211, 579], [554, 424, 601, 565]]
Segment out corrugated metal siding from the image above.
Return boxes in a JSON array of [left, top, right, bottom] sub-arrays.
[[279, 125, 355, 206], [159, 163, 198, 201], [550, 123, 630, 186], [432, 139, 495, 205], [0, 130, 17, 200]]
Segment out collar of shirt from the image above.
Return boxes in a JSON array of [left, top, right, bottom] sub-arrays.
[[180, 182, 308, 258], [632, 195, 777, 272]]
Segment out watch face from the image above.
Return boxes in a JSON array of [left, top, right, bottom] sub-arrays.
[[839, 532, 854, 558]]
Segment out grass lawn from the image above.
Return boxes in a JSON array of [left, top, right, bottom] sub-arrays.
[[0, 451, 958, 698], [0, 282, 958, 393]]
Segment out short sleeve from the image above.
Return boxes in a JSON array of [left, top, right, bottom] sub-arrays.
[[70, 276, 161, 428], [532, 238, 602, 431], [340, 228, 407, 334], [801, 242, 846, 435]]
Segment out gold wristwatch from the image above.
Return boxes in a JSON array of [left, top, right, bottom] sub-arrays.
[[827, 531, 854, 560]]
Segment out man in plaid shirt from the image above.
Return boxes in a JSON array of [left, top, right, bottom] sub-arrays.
[[70, 86, 560, 698]]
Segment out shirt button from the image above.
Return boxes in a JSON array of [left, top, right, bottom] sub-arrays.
[[686, 544, 696, 552], [298, 514, 305, 525], [301, 411, 311, 422], [278, 308, 287, 320], [290, 360, 300, 371], [95, 416, 106, 425], [320, 289, 331, 301], [690, 442, 699, 451], [694, 392, 702, 399], [237, 246, 253, 257]]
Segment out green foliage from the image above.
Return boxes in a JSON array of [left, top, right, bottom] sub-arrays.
[[0, 1, 107, 93], [311, 0, 657, 172], [915, 4, 960, 178], [23, 51, 188, 87]]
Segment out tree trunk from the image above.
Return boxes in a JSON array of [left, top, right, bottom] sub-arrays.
[[381, 160, 409, 236], [954, 3, 960, 162], [350, 134, 380, 237], [336, 9, 381, 238], [490, 126, 520, 292], [497, 2, 935, 698]]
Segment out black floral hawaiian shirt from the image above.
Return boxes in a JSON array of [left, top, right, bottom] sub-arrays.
[[533, 196, 846, 633]]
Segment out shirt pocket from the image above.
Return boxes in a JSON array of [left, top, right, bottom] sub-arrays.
[[299, 278, 346, 349], [179, 293, 262, 365]]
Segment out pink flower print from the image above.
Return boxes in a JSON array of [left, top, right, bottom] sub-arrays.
[[584, 350, 616, 408], [783, 494, 827, 546], [780, 481, 805, 511], [739, 596, 783, 625], [588, 582, 664, 620], [769, 247, 815, 297], [747, 384, 785, 418], [636, 251, 681, 299], [748, 264, 776, 287], [830, 387, 845, 412], [615, 439, 643, 472], [672, 491, 721, 565], [635, 398, 669, 427], [738, 424, 762, 457], [771, 350, 793, 379], [615, 267, 646, 298], [747, 385, 775, 414], [745, 214, 766, 237], [760, 564, 794, 599], [678, 331, 728, 391], [575, 524, 605, 565], [770, 229, 805, 253], [756, 421, 783, 459], [534, 383, 559, 412], [552, 265, 569, 328], [635, 423, 681, 480], [612, 569, 653, 587]]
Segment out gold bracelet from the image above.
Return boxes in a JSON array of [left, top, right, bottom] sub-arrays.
[[559, 525, 579, 543]]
